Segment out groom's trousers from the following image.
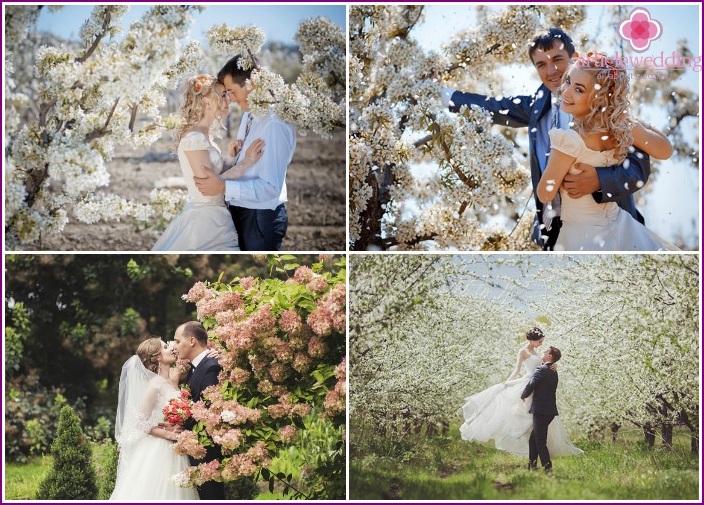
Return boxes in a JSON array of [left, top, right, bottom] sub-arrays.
[[529, 413, 555, 469], [230, 204, 287, 251]]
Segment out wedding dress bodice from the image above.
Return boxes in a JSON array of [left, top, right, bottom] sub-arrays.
[[120, 376, 179, 446], [549, 128, 621, 226], [178, 131, 226, 206], [522, 353, 543, 376]]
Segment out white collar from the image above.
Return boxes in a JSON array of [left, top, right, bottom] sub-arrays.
[[190, 349, 209, 368]]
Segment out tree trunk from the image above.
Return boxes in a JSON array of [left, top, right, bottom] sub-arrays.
[[610, 422, 620, 442], [643, 422, 656, 447], [661, 423, 673, 449]]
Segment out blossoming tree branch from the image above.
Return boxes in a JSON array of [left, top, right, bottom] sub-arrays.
[[4, 6, 345, 249]]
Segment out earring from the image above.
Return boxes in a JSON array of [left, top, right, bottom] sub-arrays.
[[157, 362, 161, 374]]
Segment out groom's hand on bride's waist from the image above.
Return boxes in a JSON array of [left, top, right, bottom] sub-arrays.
[[562, 162, 600, 199], [194, 166, 225, 196]]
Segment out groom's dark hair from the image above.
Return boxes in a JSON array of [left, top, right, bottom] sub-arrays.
[[528, 27, 576, 63], [218, 54, 260, 86], [181, 321, 208, 346], [548, 346, 562, 363]]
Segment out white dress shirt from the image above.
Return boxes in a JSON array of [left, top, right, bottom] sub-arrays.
[[190, 349, 210, 368], [224, 112, 296, 210]]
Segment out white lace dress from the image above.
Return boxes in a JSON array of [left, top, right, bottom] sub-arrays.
[[110, 375, 198, 500], [459, 353, 583, 458], [549, 129, 677, 251], [152, 131, 239, 251]]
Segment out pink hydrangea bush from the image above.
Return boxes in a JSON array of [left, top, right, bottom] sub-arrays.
[[173, 255, 346, 490]]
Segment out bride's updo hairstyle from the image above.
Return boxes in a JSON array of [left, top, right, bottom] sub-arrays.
[[137, 337, 162, 374], [565, 51, 634, 163], [175, 74, 220, 150], [525, 327, 545, 341]]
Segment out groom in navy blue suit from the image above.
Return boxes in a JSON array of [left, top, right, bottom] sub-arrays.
[[521, 346, 561, 471], [441, 28, 650, 250], [173, 321, 224, 500]]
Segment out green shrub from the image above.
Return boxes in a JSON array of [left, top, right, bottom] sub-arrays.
[[36, 406, 97, 500], [95, 439, 119, 500]]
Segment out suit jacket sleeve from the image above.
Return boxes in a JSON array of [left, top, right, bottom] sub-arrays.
[[199, 360, 222, 395], [594, 148, 651, 203], [450, 91, 533, 128], [521, 366, 545, 400]]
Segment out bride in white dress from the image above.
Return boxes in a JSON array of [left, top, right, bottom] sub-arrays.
[[110, 338, 199, 500], [460, 328, 583, 458], [537, 52, 678, 251], [153, 75, 265, 251]]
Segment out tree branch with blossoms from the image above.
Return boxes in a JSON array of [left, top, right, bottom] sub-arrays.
[[207, 17, 346, 139], [4, 5, 204, 249]]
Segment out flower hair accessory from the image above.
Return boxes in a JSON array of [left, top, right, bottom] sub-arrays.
[[193, 75, 210, 95]]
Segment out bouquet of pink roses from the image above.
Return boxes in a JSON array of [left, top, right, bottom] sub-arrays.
[[163, 389, 193, 425]]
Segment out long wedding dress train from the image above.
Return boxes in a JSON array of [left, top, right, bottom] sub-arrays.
[[459, 353, 583, 457]]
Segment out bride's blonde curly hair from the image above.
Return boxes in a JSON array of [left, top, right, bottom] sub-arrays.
[[565, 52, 634, 163], [174, 74, 222, 150], [137, 337, 163, 374]]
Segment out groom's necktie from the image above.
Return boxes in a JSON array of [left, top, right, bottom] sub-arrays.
[[235, 113, 254, 164]]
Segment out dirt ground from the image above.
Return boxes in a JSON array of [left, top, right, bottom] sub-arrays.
[[27, 127, 346, 252]]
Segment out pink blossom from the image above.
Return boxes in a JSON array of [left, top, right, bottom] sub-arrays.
[[268, 362, 290, 383], [292, 352, 312, 373], [329, 283, 346, 306], [239, 276, 255, 290], [197, 459, 221, 484], [213, 428, 243, 451], [278, 425, 297, 443], [293, 265, 314, 284], [278, 309, 303, 335], [307, 336, 326, 358], [247, 441, 270, 461], [174, 430, 207, 459], [230, 367, 250, 386], [216, 291, 244, 311], [249, 304, 276, 335], [334, 357, 346, 380], [307, 307, 333, 337], [307, 276, 329, 293], [184, 282, 212, 303], [323, 390, 345, 418]]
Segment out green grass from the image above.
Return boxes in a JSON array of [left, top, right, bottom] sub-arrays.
[[350, 426, 699, 500], [4, 454, 53, 500], [4, 442, 117, 500]]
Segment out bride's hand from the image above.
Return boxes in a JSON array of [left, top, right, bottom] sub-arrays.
[[243, 138, 265, 165], [550, 363, 558, 371], [206, 348, 221, 362], [229, 139, 243, 158]]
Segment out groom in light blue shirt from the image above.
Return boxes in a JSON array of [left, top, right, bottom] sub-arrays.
[[195, 55, 296, 251]]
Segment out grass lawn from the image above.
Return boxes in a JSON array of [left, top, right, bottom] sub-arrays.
[[350, 427, 699, 500]]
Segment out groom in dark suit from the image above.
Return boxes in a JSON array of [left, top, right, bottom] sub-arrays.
[[442, 28, 650, 250], [173, 321, 225, 499], [521, 346, 561, 472]]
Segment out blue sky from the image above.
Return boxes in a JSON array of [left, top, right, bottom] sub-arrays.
[[414, 4, 701, 248], [35, 4, 346, 46]]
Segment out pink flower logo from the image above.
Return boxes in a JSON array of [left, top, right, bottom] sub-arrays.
[[618, 8, 662, 52]]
